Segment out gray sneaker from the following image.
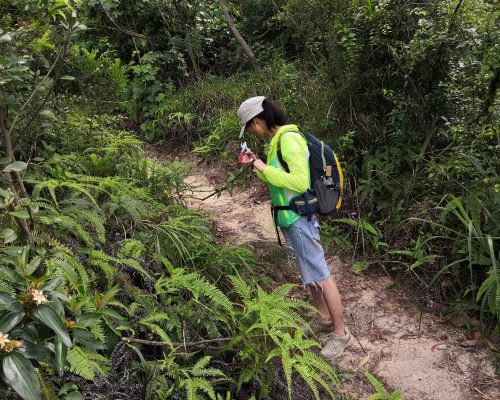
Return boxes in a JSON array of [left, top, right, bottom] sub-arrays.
[[319, 327, 354, 360], [302, 318, 333, 337]]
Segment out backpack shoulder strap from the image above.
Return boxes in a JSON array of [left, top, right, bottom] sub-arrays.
[[277, 144, 290, 173], [277, 129, 306, 173]]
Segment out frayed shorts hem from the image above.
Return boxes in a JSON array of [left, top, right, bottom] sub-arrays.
[[281, 216, 331, 286]]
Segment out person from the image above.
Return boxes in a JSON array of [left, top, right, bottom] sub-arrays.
[[236, 96, 353, 360]]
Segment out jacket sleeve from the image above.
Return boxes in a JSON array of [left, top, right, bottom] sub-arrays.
[[262, 132, 309, 193], [254, 168, 268, 183]]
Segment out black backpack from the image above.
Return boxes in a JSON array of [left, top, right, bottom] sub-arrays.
[[275, 131, 344, 217]]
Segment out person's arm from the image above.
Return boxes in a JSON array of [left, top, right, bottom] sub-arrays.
[[259, 133, 309, 193], [254, 168, 268, 183]]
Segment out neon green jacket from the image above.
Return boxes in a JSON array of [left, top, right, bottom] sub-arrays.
[[255, 124, 309, 228]]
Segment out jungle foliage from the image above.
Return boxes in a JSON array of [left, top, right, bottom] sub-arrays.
[[0, 0, 498, 399]]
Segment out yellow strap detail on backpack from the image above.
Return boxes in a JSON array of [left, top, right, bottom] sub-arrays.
[[333, 152, 344, 210]]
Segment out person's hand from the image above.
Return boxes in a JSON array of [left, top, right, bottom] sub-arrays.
[[237, 150, 257, 167]]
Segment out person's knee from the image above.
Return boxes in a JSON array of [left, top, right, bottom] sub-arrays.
[[308, 276, 332, 292], [319, 275, 335, 286]]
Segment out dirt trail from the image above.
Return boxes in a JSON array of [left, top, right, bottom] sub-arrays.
[[185, 173, 499, 400]]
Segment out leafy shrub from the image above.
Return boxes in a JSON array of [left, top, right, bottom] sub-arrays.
[[0, 245, 121, 399]]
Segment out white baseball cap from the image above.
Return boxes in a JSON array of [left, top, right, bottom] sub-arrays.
[[237, 96, 265, 138]]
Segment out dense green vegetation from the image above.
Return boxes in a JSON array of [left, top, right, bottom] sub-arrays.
[[0, 0, 498, 399]]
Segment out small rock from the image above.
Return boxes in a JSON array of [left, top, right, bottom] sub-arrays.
[[445, 311, 469, 327]]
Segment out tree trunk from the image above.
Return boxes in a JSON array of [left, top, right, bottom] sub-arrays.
[[218, 0, 262, 75], [185, 33, 202, 82], [171, 1, 203, 82], [0, 110, 34, 246]]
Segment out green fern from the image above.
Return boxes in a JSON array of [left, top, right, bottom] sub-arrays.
[[67, 345, 110, 380], [33, 178, 100, 208], [156, 269, 234, 316], [161, 355, 227, 400], [0, 279, 16, 297], [85, 248, 151, 286], [46, 251, 91, 294], [59, 200, 106, 243], [35, 369, 59, 400], [38, 211, 94, 246], [365, 372, 403, 400], [120, 238, 146, 258], [32, 229, 75, 255], [90, 322, 107, 343]]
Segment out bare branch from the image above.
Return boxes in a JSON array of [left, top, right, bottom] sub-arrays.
[[218, 0, 262, 74], [121, 336, 232, 348], [98, 0, 149, 40]]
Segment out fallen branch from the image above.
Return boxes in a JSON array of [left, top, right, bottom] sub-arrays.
[[121, 336, 232, 348]]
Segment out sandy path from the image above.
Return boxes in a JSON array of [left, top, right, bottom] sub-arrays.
[[184, 173, 498, 400]]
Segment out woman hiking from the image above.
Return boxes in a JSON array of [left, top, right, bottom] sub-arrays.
[[237, 96, 353, 360]]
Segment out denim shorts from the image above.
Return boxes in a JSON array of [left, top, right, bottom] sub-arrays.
[[281, 215, 331, 285]]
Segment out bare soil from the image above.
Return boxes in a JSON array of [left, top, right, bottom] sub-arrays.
[[184, 171, 499, 400]]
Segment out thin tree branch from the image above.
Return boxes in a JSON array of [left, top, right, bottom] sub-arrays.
[[218, 0, 262, 75], [19, 38, 71, 136], [6, 49, 63, 138], [0, 172, 33, 246], [121, 336, 232, 348], [98, 1, 149, 40]]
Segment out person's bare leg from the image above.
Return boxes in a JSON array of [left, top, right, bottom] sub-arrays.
[[316, 276, 345, 336], [309, 284, 330, 322]]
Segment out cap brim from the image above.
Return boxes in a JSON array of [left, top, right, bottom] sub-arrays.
[[239, 125, 245, 138]]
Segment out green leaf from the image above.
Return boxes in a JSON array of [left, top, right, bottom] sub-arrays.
[[0, 311, 25, 332], [0, 229, 15, 239], [0, 267, 26, 285], [0, 293, 22, 312], [54, 337, 67, 376], [4, 231, 17, 244], [59, 383, 83, 399], [60, 75, 75, 81], [3, 161, 27, 172], [72, 329, 104, 350], [31, 305, 72, 347], [352, 261, 371, 274], [8, 210, 30, 219], [0, 33, 12, 43], [2, 352, 42, 400], [18, 340, 50, 360], [39, 109, 57, 121]]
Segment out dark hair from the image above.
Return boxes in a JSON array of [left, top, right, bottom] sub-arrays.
[[246, 99, 287, 130]]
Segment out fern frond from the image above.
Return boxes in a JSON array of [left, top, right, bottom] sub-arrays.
[[190, 377, 216, 400], [64, 205, 106, 243], [229, 275, 253, 301], [38, 213, 93, 246], [294, 364, 321, 400], [67, 345, 110, 380], [166, 269, 233, 316], [0, 280, 16, 296], [281, 350, 293, 400], [192, 356, 211, 374], [120, 239, 146, 259], [32, 229, 75, 255], [141, 322, 173, 349], [365, 372, 388, 397], [47, 251, 90, 294], [35, 369, 59, 400], [90, 322, 106, 343], [86, 249, 151, 284]]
